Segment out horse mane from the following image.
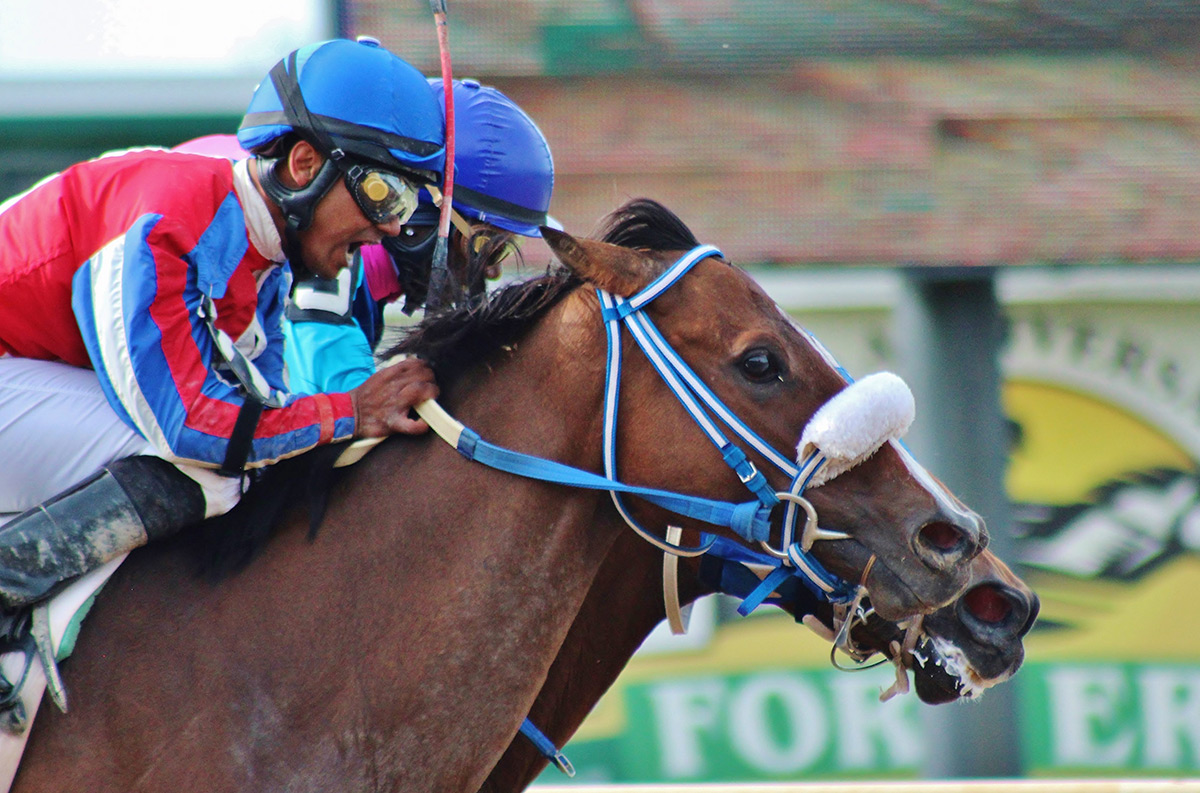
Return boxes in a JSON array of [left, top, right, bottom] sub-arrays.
[[191, 198, 700, 577], [383, 198, 702, 386], [384, 270, 580, 387]]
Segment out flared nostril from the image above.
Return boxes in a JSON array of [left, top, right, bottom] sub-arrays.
[[919, 521, 964, 553], [964, 584, 1013, 624], [1021, 592, 1041, 637]]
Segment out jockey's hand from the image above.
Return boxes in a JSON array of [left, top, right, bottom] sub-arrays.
[[349, 357, 439, 438]]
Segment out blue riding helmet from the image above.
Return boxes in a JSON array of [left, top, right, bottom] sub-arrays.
[[431, 78, 557, 238], [238, 38, 445, 184]]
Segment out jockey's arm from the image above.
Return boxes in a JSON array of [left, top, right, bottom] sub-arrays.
[[76, 212, 359, 470]]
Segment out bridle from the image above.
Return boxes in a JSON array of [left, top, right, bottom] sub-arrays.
[[342, 244, 914, 602], [338, 243, 919, 775], [596, 245, 912, 601]]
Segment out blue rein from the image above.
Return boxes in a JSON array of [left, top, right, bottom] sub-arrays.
[[466, 244, 868, 777], [446, 244, 851, 578]]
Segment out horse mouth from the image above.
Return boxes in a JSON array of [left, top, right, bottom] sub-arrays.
[[843, 611, 1012, 705], [858, 553, 949, 621], [906, 634, 1006, 705]]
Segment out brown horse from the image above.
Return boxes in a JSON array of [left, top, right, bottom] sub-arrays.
[[15, 200, 984, 792], [479, 532, 1038, 792]]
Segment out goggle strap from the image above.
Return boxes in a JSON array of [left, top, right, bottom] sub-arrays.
[[268, 54, 339, 164], [449, 209, 472, 238]]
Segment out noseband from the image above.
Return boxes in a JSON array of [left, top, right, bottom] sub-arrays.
[[343, 244, 917, 775], [597, 245, 912, 602]]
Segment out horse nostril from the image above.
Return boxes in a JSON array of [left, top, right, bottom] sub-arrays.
[[964, 584, 1012, 624], [1022, 591, 1041, 636], [919, 521, 963, 553]]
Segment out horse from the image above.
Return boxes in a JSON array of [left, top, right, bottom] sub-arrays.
[[479, 533, 1038, 792], [14, 199, 986, 792]]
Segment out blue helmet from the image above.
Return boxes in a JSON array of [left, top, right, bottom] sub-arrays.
[[432, 79, 556, 237], [238, 38, 445, 184]]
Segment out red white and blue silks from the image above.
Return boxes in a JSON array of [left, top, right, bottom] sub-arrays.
[[0, 148, 354, 470]]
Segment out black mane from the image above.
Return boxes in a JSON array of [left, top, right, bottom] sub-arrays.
[[382, 270, 580, 387], [383, 198, 701, 387]]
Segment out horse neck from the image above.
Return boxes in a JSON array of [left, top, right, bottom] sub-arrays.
[[480, 532, 713, 792], [63, 289, 635, 792], [328, 289, 637, 787]]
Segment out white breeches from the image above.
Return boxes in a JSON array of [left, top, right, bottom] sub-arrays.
[[0, 358, 243, 523]]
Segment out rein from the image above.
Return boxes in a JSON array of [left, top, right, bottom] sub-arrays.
[[346, 245, 912, 597], [337, 245, 916, 775]]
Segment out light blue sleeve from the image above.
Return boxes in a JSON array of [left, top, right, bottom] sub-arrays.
[[282, 319, 377, 394]]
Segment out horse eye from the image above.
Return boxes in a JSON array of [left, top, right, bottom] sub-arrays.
[[739, 348, 782, 383]]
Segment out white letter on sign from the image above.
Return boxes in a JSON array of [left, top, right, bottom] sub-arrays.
[[728, 674, 827, 773], [1140, 668, 1200, 767], [1048, 666, 1135, 767], [649, 679, 725, 778]]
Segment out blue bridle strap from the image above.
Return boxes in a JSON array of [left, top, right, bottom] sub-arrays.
[[597, 244, 845, 569], [455, 427, 773, 542], [702, 535, 857, 613], [518, 718, 575, 777], [598, 244, 795, 554]]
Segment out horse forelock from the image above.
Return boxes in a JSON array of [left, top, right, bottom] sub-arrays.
[[596, 198, 702, 252]]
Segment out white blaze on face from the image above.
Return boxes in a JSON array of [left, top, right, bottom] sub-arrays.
[[891, 440, 984, 533], [780, 307, 853, 385], [781, 306, 982, 533]]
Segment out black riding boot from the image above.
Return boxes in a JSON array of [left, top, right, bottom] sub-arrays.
[[0, 456, 207, 610], [0, 456, 207, 728]]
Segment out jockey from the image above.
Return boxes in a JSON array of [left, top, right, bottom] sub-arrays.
[[173, 79, 557, 395], [0, 39, 443, 618], [282, 77, 559, 393]]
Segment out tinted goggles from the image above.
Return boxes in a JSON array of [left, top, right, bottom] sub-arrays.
[[450, 211, 521, 264], [343, 164, 420, 225]]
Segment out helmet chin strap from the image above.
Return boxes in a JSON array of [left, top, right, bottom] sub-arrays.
[[257, 155, 341, 234], [257, 155, 342, 277]]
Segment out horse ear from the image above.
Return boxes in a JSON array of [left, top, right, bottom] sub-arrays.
[[541, 227, 655, 298]]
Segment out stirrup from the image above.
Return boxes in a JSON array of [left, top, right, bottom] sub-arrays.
[[0, 613, 36, 734], [31, 604, 68, 713]]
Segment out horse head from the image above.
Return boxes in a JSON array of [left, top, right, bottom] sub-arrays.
[[537, 199, 986, 621]]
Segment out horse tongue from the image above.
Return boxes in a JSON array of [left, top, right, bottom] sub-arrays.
[[796, 371, 915, 487]]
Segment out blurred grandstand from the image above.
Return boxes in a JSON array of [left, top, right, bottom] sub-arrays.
[[2, 1, 1199, 270], [341, 0, 1200, 267]]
